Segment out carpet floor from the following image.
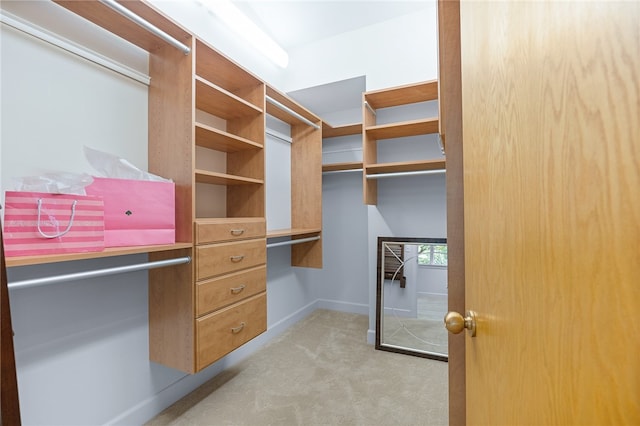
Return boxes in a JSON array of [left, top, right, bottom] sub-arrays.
[[146, 309, 448, 426]]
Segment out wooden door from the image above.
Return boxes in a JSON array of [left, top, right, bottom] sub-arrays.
[[458, 1, 639, 424]]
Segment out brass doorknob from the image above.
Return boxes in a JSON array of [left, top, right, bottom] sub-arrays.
[[444, 310, 477, 337]]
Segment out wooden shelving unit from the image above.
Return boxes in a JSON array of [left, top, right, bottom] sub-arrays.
[[50, 0, 324, 374], [265, 86, 323, 269], [27, 0, 324, 375], [363, 80, 445, 205]]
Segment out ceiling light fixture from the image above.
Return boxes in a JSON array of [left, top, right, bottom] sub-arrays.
[[197, 0, 289, 68]]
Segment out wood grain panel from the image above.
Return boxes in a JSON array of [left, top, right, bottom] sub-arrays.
[[322, 162, 363, 172], [365, 118, 439, 139], [365, 80, 438, 109], [196, 239, 266, 281], [322, 122, 362, 138], [149, 247, 195, 374], [196, 265, 266, 316], [195, 39, 262, 93], [195, 123, 262, 152], [366, 159, 446, 174], [462, 2, 640, 423], [438, 1, 465, 424], [362, 92, 378, 205], [195, 218, 265, 245], [196, 292, 267, 371], [149, 39, 195, 243], [53, 0, 191, 53], [291, 122, 323, 268]]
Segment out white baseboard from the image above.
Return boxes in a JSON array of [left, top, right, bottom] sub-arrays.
[[109, 300, 319, 425], [367, 329, 376, 345], [417, 291, 448, 297], [316, 298, 369, 315]]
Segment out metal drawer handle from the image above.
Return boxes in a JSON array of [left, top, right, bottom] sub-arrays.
[[230, 229, 245, 236], [231, 322, 245, 334], [230, 284, 246, 295], [230, 255, 245, 263]]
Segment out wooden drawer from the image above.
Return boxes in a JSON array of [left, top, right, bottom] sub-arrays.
[[196, 292, 267, 371], [196, 238, 265, 280], [195, 218, 265, 245], [196, 265, 266, 316]]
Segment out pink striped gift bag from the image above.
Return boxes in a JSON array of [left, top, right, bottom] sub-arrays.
[[2, 191, 105, 257]]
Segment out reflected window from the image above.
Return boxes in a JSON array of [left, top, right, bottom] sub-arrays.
[[417, 244, 448, 267]]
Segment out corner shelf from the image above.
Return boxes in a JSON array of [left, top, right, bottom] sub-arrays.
[[363, 80, 444, 205], [366, 159, 446, 175], [267, 228, 322, 238], [322, 122, 362, 138], [365, 117, 439, 140], [322, 162, 363, 173]]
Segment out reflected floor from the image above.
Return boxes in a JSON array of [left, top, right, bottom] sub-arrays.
[[382, 294, 448, 356]]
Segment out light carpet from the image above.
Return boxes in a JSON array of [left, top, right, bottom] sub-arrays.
[[146, 309, 448, 426]]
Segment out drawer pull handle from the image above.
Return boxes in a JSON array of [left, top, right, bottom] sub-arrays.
[[231, 322, 246, 334], [230, 229, 245, 236], [230, 255, 245, 263], [230, 284, 246, 294]]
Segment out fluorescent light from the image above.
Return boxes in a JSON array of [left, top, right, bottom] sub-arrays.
[[197, 0, 289, 68]]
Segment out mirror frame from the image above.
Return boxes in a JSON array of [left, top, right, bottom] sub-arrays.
[[375, 236, 448, 362]]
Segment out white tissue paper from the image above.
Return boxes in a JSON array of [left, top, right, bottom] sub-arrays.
[[11, 172, 94, 195], [83, 146, 172, 183]]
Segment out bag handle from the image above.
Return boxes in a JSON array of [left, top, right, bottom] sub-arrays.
[[37, 198, 78, 239]]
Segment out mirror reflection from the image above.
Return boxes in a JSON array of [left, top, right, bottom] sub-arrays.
[[376, 237, 448, 361]]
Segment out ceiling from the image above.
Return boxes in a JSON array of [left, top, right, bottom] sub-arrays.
[[233, 1, 432, 50]]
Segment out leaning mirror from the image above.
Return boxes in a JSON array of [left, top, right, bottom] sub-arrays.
[[376, 237, 448, 361]]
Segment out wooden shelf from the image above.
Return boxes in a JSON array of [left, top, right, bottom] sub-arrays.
[[365, 117, 439, 139], [322, 162, 363, 172], [53, 1, 192, 54], [195, 122, 262, 152], [366, 159, 446, 175], [267, 228, 322, 239], [5, 243, 193, 268], [265, 86, 320, 127], [365, 80, 438, 109], [195, 170, 264, 185], [195, 77, 262, 120], [195, 39, 262, 95], [322, 122, 362, 138]]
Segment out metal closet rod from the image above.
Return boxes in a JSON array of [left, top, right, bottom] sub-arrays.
[[8, 256, 192, 290], [366, 169, 446, 179], [266, 96, 321, 130], [266, 236, 320, 249], [99, 0, 191, 55]]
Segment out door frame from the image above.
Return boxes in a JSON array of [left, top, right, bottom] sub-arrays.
[[438, 1, 465, 424]]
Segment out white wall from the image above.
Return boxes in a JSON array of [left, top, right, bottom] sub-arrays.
[[282, 5, 438, 92], [148, 0, 287, 89]]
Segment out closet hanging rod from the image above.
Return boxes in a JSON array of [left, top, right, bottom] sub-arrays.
[[8, 256, 191, 290], [99, 0, 191, 55], [266, 236, 320, 249], [266, 128, 293, 144], [366, 169, 446, 179], [364, 101, 377, 116], [266, 96, 321, 130]]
